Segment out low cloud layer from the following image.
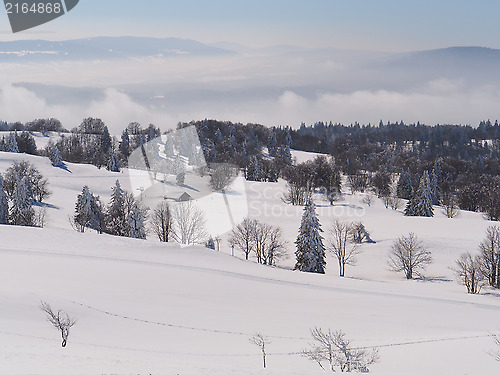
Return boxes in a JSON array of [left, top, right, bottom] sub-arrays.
[[1, 46, 500, 133], [1, 80, 500, 135]]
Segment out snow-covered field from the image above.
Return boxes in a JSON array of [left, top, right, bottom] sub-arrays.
[[1, 151, 500, 374]]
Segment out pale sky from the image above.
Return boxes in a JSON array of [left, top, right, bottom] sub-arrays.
[[1, 0, 500, 51]]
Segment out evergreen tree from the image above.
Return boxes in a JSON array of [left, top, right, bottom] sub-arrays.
[[10, 176, 34, 226], [74, 186, 102, 232], [404, 187, 418, 216], [278, 145, 292, 164], [246, 156, 261, 181], [430, 169, 440, 205], [268, 129, 278, 157], [416, 170, 434, 217], [49, 145, 64, 167], [17, 131, 37, 154], [6, 132, 19, 153], [397, 169, 413, 199], [164, 134, 175, 157], [119, 128, 130, 160], [285, 128, 293, 148], [215, 128, 223, 143], [0, 175, 8, 225], [106, 180, 127, 236], [294, 200, 326, 274], [100, 126, 112, 156], [107, 151, 120, 172], [126, 201, 147, 239]]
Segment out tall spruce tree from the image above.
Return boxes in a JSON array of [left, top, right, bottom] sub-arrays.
[[268, 129, 278, 157], [416, 170, 434, 217], [164, 134, 175, 157], [126, 201, 147, 239], [119, 128, 130, 155], [106, 180, 127, 236], [404, 187, 418, 216], [0, 175, 9, 225], [74, 186, 102, 232], [107, 151, 120, 172], [49, 145, 64, 167], [6, 132, 19, 153], [10, 176, 34, 226], [246, 156, 261, 181], [295, 200, 326, 274], [397, 169, 413, 200]]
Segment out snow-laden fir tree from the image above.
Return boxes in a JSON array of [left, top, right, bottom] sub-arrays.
[[416, 170, 434, 217], [10, 176, 34, 226], [126, 200, 147, 239], [106, 180, 127, 236], [0, 175, 9, 225], [49, 145, 64, 167], [74, 186, 102, 232], [430, 168, 440, 205], [6, 132, 19, 153], [119, 128, 130, 159], [397, 169, 413, 199], [268, 129, 278, 157], [285, 128, 293, 148], [295, 200, 326, 274], [100, 126, 112, 156], [164, 134, 175, 157], [246, 156, 261, 181], [107, 151, 120, 172], [278, 145, 293, 164], [404, 187, 418, 216]]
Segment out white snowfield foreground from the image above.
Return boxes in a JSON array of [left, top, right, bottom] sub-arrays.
[[0, 151, 500, 374]]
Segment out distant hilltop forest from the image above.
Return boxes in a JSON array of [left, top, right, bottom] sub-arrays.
[[0, 117, 499, 221]]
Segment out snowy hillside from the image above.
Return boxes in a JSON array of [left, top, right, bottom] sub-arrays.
[[1, 152, 500, 374]]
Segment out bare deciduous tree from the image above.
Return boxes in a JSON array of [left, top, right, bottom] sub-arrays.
[[34, 206, 48, 228], [388, 233, 432, 279], [250, 333, 270, 368], [328, 220, 360, 277], [172, 201, 208, 245], [40, 301, 76, 347], [228, 218, 257, 260], [229, 219, 287, 265], [361, 193, 374, 207], [302, 327, 379, 373], [282, 182, 312, 206], [209, 163, 236, 191], [442, 192, 459, 218], [151, 201, 172, 242], [452, 252, 485, 294], [479, 225, 500, 288]]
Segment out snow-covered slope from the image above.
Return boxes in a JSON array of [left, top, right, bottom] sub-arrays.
[[0, 152, 499, 374]]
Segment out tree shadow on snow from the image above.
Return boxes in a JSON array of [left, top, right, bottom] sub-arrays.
[[56, 164, 72, 173], [415, 276, 453, 283], [33, 202, 59, 210]]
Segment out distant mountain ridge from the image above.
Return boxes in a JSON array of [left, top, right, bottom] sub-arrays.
[[1, 37, 500, 65], [0, 36, 235, 61]]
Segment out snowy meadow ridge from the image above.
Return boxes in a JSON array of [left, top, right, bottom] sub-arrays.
[[0, 150, 500, 374]]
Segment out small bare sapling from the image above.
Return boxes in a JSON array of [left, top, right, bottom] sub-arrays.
[[250, 333, 271, 368], [40, 301, 76, 347]]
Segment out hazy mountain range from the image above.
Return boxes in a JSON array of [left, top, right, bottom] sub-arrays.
[[1, 36, 500, 132], [0, 36, 234, 61]]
